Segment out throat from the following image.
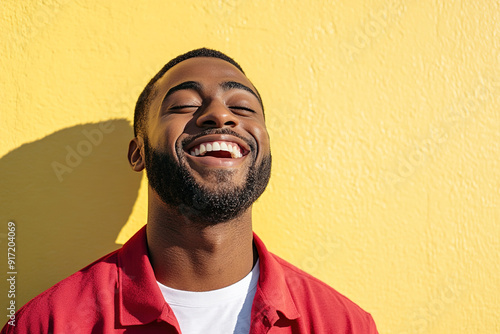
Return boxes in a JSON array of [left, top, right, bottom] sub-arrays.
[[147, 221, 256, 291]]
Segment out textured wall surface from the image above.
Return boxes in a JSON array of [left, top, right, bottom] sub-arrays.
[[1, 0, 499, 332]]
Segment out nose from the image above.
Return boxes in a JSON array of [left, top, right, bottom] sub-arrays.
[[195, 100, 239, 128]]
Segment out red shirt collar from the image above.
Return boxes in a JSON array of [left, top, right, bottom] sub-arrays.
[[116, 226, 300, 328], [251, 233, 300, 326]]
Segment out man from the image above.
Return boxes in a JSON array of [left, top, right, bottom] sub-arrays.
[[2, 48, 378, 333]]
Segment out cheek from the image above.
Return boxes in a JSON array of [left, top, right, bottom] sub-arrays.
[[246, 122, 270, 156], [147, 122, 184, 154]]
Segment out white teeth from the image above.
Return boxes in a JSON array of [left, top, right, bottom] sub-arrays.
[[191, 141, 243, 158], [230, 145, 242, 158]]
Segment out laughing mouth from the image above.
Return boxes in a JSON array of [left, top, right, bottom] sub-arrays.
[[188, 141, 244, 159]]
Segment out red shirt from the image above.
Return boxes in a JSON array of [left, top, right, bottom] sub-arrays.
[[2, 226, 378, 333]]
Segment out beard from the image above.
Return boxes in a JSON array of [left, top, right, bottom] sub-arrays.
[[143, 129, 271, 225]]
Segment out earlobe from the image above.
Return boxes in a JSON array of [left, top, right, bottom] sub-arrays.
[[128, 137, 145, 172]]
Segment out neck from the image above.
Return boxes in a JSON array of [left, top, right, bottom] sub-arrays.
[[146, 188, 256, 291]]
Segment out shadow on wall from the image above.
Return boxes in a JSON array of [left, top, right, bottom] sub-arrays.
[[0, 119, 142, 310]]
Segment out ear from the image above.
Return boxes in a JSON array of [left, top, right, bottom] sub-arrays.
[[128, 137, 145, 172]]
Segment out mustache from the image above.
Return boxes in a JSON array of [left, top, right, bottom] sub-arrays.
[[180, 128, 256, 152]]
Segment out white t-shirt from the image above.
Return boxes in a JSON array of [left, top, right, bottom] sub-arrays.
[[156, 260, 260, 334]]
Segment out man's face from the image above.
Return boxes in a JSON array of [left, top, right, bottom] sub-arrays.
[[142, 57, 271, 224]]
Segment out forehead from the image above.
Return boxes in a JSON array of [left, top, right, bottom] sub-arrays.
[[154, 57, 255, 95]]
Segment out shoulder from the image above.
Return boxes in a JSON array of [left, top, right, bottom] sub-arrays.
[[1, 250, 120, 334], [32, 249, 120, 305], [271, 253, 378, 333], [272, 253, 360, 306]]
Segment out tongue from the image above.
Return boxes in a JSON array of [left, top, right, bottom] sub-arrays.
[[204, 151, 232, 158]]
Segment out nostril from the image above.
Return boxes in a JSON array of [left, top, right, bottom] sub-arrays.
[[202, 120, 217, 126], [196, 105, 239, 128], [200, 119, 237, 128]]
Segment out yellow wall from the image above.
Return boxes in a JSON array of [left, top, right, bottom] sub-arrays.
[[1, 1, 498, 332]]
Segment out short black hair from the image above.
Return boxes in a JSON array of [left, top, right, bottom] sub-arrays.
[[133, 48, 262, 137]]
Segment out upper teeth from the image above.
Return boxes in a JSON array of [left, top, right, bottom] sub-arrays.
[[190, 141, 243, 158]]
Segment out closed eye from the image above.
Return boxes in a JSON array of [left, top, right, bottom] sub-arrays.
[[229, 106, 255, 113], [169, 105, 200, 112]]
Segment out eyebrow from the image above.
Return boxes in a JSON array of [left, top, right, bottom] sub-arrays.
[[164, 81, 202, 100], [163, 80, 262, 106], [220, 81, 260, 102]]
